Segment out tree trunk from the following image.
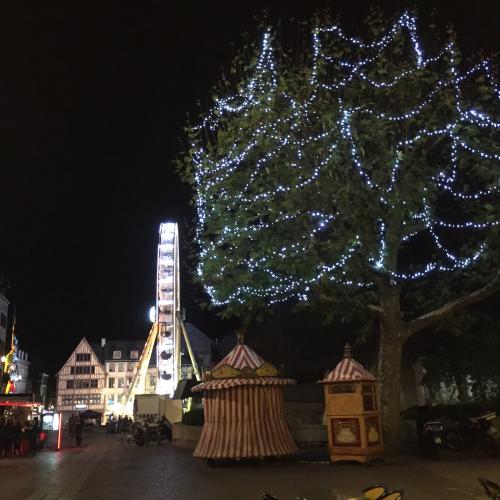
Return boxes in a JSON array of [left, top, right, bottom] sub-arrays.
[[373, 272, 500, 455], [453, 372, 471, 403], [376, 282, 405, 455]]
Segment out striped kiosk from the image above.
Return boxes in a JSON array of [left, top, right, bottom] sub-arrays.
[[192, 339, 297, 460], [320, 343, 384, 463]]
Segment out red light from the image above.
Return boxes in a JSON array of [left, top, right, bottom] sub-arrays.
[[0, 401, 38, 407], [57, 414, 62, 450]]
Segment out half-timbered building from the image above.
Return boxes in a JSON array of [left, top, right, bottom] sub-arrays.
[[56, 338, 106, 415]]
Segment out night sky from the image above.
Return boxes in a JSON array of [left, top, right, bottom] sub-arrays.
[[0, 1, 497, 375]]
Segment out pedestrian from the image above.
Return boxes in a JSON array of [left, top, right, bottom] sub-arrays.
[[68, 413, 75, 438], [5, 418, 15, 456], [30, 417, 40, 455], [13, 419, 22, 456], [74, 414, 83, 447]]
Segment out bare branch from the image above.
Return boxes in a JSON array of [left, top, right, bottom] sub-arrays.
[[405, 271, 500, 338]]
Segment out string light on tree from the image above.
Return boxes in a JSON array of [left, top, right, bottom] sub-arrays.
[[183, 11, 500, 307]]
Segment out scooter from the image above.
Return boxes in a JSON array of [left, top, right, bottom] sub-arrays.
[[421, 420, 444, 460], [445, 411, 498, 457]]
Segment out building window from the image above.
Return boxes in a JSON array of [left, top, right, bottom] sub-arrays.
[[66, 380, 74, 389], [91, 379, 98, 388], [118, 378, 125, 389], [127, 377, 132, 387], [130, 350, 139, 359], [76, 353, 91, 362], [149, 375, 156, 387], [0, 313, 6, 327], [74, 395, 88, 405], [112, 351, 121, 359], [62, 395, 73, 406], [127, 363, 135, 372], [75, 380, 90, 389], [108, 363, 115, 372], [107, 394, 114, 405], [362, 384, 377, 412], [108, 377, 115, 388], [72, 366, 92, 375], [89, 395, 101, 405]]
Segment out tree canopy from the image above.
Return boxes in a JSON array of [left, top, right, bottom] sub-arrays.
[[178, 9, 500, 451], [180, 10, 500, 317]]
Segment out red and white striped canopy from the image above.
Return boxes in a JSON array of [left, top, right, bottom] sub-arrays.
[[192, 376, 295, 392], [321, 357, 376, 383], [214, 344, 265, 370], [192, 343, 295, 391]]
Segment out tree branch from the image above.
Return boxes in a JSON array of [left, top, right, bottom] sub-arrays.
[[405, 272, 500, 338], [367, 304, 383, 316]]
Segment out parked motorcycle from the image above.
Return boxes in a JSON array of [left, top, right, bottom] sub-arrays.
[[133, 417, 172, 446], [445, 411, 498, 457], [422, 420, 444, 460]]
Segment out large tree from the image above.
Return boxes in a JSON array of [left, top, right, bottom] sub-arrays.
[[179, 10, 500, 452]]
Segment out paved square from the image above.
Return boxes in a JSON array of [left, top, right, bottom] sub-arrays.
[[0, 428, 498, 499]]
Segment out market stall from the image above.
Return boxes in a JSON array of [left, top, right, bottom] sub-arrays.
[[192, 340, 297, 459]]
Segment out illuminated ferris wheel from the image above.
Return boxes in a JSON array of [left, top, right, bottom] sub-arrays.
[[155, 222, 180, 396]]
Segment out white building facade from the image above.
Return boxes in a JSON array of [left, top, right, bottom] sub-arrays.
[[100, 339, 156, 418]]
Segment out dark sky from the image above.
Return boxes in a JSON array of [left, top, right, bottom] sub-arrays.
[[0, 0, 497, 375]]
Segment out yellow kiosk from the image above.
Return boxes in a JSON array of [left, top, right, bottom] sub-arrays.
[[320, 344, 383, 463]]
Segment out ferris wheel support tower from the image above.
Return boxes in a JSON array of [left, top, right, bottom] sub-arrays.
[[121, 221, 202, 414]]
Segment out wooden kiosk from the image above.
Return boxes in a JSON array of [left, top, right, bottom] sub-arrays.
[[319, 344, 383, 463]]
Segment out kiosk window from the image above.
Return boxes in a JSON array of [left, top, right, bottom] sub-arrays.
[[362, 384, 377, 412]]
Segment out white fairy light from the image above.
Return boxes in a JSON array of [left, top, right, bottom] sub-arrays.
[[189, 13, 500, 305]]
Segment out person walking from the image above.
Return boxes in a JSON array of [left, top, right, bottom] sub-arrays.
[[74, 414, 83, 447], [68, 414, 75, 438], [30, 417, 40, 455]]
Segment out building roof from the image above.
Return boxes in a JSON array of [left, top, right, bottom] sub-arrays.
[[182, 322, 213, 368], [320, 344, 376, 383], [87, 323, 213, 368], [90, 340, 156, 366]]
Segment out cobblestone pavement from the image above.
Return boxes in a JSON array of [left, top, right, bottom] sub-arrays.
[[0, 428, 499, 499]]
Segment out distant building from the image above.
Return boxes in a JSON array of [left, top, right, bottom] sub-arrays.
[[30, 370, 50, 407], [56, 338, 107, 415], [56, 324, 214, 420], [90, 339, 157, 419], [179, 323, 214, 379], [15, 348, 30, 394]]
